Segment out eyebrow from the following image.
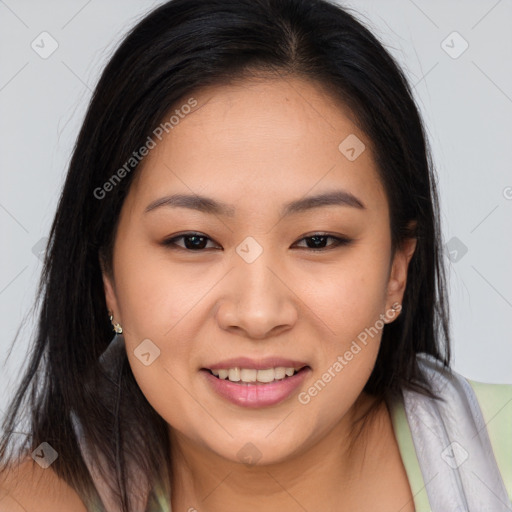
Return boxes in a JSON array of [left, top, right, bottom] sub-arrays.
[[144, 189, 365, 217]]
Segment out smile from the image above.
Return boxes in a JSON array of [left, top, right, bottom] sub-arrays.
[[202, 366, 310, 407], [208, 366, 305, 384]]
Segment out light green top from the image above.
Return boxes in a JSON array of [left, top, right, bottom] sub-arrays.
[[87, 379, 512, 511]]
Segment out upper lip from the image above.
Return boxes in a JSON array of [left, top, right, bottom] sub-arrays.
[[204, 357, 310, 371]]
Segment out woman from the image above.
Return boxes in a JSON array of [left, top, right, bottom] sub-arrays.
[[1, 0, 510, 511]]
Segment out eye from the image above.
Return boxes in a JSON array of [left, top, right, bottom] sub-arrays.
[[293, 233, 353, 251], [161, 232, 220, 251], [161, 232, 353, 252]]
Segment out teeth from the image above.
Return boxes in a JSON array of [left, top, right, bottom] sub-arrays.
[[256, 368, 275, 383], [228, 368, 240, 382], [240, 368, 257, 382], [274, 367, 286, 379], [210, 366, 302, 383]]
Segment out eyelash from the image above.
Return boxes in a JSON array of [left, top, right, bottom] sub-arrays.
[[161, 232, 353, 252]]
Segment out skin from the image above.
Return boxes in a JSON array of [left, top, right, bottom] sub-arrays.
[[103, 76, 417, 512], [0, 458, 88, 511]]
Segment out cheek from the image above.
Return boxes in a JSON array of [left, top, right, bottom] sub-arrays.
[[296, 241, 390, 407], [111, 242, 207, 402], [113, 243, 204, 432], [126, 355, 206, 444], [298, 244, 390, 337], [296, 253, 390, 427], [112, 240, 212, 339]]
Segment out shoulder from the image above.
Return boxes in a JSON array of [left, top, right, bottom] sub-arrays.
[[0, 456, 88, 512], [418, 354, 512, 413], [465, 377, 512, 432], [465, 377, 512, 436], [466, 377, 512, 403], [466, 377, 512, 501]]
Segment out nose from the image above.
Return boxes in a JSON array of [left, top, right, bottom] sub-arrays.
[[215, 248, 298, 340]]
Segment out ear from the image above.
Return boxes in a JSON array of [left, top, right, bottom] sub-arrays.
[[99, 253, 119, 320], [386, 232, 417, 310]]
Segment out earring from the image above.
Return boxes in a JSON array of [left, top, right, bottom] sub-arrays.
[[108, 310, 123, 334], [384, 302, 402, 324]]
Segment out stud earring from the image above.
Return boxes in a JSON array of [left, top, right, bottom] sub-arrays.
[[391, 302, 401, 312], [384, 302, 402, 324], [108, 310, 123, 334]]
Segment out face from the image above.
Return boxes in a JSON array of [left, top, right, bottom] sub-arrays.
[[102, 76, 416, 466]]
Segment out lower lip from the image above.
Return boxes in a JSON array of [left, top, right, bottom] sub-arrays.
[[202, 368, 310, 408]]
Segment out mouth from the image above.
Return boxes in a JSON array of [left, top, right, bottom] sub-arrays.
[[200, 364, 311, 408]]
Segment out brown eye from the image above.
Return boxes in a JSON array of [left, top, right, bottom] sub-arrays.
[[162, 233, 220, 251], [293, 234, 353, 251]]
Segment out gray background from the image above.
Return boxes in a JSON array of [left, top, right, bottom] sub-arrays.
[[1, 0, 511, 420]]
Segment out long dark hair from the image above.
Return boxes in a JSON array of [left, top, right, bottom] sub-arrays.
[[0, 0, 450, 509]]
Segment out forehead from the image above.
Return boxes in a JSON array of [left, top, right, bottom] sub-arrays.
[[128, 77, 387, 216]]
